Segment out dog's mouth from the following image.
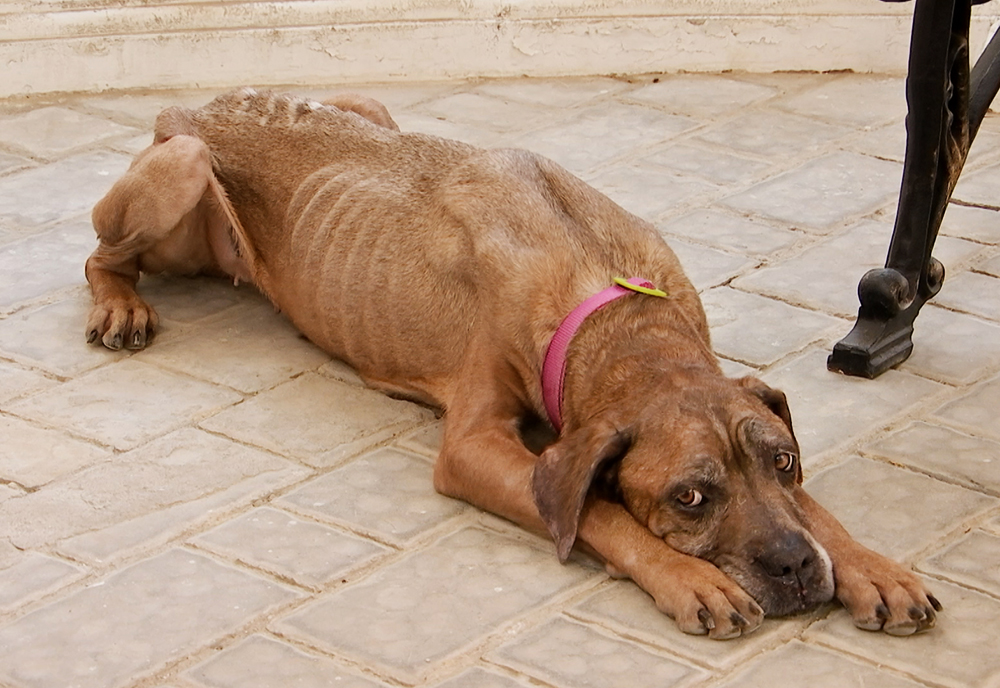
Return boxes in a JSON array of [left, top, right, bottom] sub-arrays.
[[715, 535, 836, 617]]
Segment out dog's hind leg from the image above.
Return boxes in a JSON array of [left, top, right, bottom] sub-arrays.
[[320, 94, 399, 131], [86, 134, 220, 350]]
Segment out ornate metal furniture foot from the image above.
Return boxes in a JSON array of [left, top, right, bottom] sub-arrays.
[[828, 0, 1000, 378]]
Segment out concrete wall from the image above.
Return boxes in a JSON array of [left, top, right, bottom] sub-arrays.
[[2, 0, 999, 97]]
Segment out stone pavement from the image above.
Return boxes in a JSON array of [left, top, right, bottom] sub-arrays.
[[1, 72, 999, 688]]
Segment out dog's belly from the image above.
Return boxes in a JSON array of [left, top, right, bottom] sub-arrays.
[[267, 164, 479, 407]]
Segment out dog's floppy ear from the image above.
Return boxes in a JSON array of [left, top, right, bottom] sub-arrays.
[[532, 421, 631, 562], [738, 376, 794, 435]]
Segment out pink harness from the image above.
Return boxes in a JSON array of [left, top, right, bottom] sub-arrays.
[[541, 277, 667, 432]]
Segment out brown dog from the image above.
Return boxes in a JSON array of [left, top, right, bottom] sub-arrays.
[[85, 88, 940, 640]]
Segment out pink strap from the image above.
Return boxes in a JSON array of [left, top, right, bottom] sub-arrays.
[[541, 278, 656, 432]]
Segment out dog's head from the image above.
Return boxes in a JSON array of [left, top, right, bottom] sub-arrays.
[[532, 372, 835, 616]]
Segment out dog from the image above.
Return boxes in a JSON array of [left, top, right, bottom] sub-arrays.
[[84, 87, 940, 640]]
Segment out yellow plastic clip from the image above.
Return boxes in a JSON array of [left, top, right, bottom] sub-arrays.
[[614, 277, 668, 298]]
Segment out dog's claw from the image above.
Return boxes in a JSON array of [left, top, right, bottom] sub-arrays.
[[128, 330, 147, 350], [876, 603, 890, 621], [697, 608, 715, 630], [928, 594, 943, 612], [87, 329, 99, 344]]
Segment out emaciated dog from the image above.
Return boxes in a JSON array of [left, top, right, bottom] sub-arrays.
[[85, 88, 940, 639]]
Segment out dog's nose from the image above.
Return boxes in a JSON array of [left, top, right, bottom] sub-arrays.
[[757, 531, 817, 581]]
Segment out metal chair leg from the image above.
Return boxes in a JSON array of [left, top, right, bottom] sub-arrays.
[[828, 0, 1000, 377]]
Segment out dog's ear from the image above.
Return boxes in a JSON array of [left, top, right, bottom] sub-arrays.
[[738, 376, 794, 435], [532, 421, 631, 562]]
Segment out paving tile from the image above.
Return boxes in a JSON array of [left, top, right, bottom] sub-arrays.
[[571, 581, 812, 670], [701, 287, 843, 366], [138, 274, 267, 325], [932, 269, 1000, 322], [136, 302, 331, 393], [0, 151, 131, 228], [0, 294, 130, 377], [0, 151, 32, 176], [640, 142, 772, 187], [803, 456, 996, 559], [316, 356, 366, 386], [0, 549, 298, 688], [859, 119, 1000, 172], [0, 540, 20, 569], [473, 77, 628, 109], [298, 82, 460, 113], [8, 359, 241, 451], [273, 527, 597, 683], [81, 90, 219, 126], [489, 616, 702, 688], [190, 507, 387, 590], [761, 349, 944, 460], [584, 163, 718, 222], [667, 239, 756, 293], [394, 421, 444, 459], [717, 357, 757, 378], [0, 415, 110, 488], [865, 421, 1000, 495], [931, 372, 1000, 441], [59, 466, 310, 566], [432, 667, 535, 688], [966, 126, 1000, 170], [733, 221, 981, 317], [847, 120, 906, 162], [708, 640, 926, 688], [660, 209, 800, 256], [899, 305, 1000, 385], [0, 427, 303, 554], [775, 75, 906, 127], [416, 92, 557, 134], [695, 110, 853, 160], [390, 112, 505, 148], [0, 107, 139, 159], [276, 448, 466, 545], [0, 484, 22, 504], [953, 161, 1000, 208], [201, 373, 432, 466], [184, 634, 390, 688], [626, 74, 777, 119], [720, 152, 902, 230], [0, 551, 83, 613], [979, 251, 1000, 278], [940, 203, 1000, 245], [0, 218, 95, 313], [110, 133, 153, 156], [921, 530, 1000, 598], [512, 104, 696, 176], [0, 360, 54, 404], [805, 578, 1000, 688]]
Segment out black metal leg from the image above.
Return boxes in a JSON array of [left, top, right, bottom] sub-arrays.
[[828, 0, 1000, 378]]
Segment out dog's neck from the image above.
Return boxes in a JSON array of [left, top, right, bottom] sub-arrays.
[[556, 293, 721, 432]]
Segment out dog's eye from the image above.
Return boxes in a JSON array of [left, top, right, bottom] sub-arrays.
[[775, 451, 797, 473], [677, 489, 704, 507]]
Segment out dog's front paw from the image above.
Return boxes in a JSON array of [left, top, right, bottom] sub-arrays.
[[86, 296, 159, 351], [647, 556, 765, 640], [835, 550, 941, 636]]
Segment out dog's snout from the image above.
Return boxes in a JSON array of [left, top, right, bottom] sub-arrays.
[[757, 531, 816, 581]]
